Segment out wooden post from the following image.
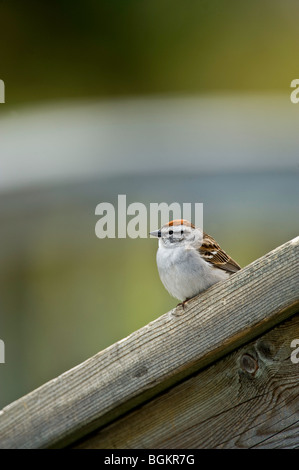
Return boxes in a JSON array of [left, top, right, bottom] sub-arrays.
[[75, 314, 299, 449], [0, 237, 298, 449]]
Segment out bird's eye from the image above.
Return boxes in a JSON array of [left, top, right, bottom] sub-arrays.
[[169, 230, 173, 235], [181, 230, 184, 235]]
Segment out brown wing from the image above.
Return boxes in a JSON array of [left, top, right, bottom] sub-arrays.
[[198, 232, 241, 273]]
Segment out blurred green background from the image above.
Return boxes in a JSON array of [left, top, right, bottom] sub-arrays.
[[0, 0, 298, 409]]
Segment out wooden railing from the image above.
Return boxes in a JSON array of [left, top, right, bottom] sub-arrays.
[[0, 236, 298, 449]]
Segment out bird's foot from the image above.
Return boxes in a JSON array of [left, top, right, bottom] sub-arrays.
[[176, 298, 190, 310]]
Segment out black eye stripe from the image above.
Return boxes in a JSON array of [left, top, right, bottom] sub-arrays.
[[168, 229, 185, 237]]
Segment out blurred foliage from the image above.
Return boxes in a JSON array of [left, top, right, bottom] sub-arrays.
[[0, 0, 299, 104]]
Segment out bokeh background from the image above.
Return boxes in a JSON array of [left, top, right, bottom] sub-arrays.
[[0, 0, 298, 409]]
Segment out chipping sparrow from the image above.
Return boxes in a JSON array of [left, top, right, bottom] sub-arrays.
[[150, 219, 241, 305]]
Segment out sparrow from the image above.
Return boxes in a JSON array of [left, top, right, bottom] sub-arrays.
[[150, 219, 241, 305]]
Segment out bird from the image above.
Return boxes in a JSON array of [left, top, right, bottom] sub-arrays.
[[150, 219, 241, 306]]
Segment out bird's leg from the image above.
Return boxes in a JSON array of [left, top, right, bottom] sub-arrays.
[[177, 297, 191, 310]]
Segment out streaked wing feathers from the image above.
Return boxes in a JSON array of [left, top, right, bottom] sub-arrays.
[[198, 232, 241, 273]]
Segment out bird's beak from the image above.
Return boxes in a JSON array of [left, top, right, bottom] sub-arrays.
[[149, 230, 161, 238]]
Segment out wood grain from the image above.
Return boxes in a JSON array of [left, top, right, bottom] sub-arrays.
[[75, 314, 299, 449], [0, 237, 298, 448]]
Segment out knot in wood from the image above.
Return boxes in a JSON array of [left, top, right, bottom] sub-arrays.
[[240, 353, 259, 375], [256, 340, 275, 360], [133, 365, 148, 378]]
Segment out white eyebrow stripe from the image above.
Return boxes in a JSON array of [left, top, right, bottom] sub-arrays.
[[169, 225, 184, 231]]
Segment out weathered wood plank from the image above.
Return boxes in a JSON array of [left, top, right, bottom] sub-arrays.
[[75, 314, 299, 449], [0, 237, 298, 448]]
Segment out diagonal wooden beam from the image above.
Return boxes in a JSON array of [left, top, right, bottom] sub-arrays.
[[74, 314, 299, 449], [0, 237, 298, 448]]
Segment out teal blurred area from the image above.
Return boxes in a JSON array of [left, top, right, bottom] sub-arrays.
[[0, 1, 298, 410]]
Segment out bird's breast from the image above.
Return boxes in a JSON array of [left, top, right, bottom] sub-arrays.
[[156, 244, 229, 301]]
